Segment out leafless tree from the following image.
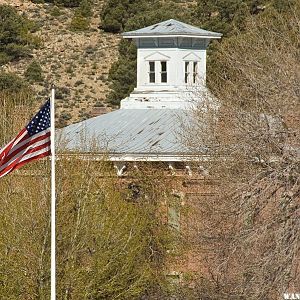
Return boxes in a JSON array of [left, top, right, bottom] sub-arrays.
[[181, 4, 300, 299]]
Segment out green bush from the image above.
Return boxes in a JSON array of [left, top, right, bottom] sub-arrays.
[[69, 13, 90, 31], [100, 0, 141, 33], [0, 52, 10, 65], [0, 5, 38, 65], [30, 0, 45, 3], [24, 60, 44, 82], [0, 72, 27, 93], [60, 111, 72, 120], [56, 0, 81, 7], [77, 0, 92, 18], [49, 6, 62, 17], [68, 0, 93, 31], [32, 0, 83, 7]]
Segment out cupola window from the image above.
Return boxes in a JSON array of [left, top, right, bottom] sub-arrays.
[[185, 62, 190, 84], [185, 61, 199, 84], [148, 61, 168, 83], [161, 61, 167, 83], [149, 61, 155, 83], [193, 62, 198, 83]]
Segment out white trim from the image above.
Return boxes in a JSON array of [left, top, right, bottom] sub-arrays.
[[123, 34, 221, 39], [144, 51, 171, 61], [59, 152, 211, 162], [182, 52, 201, 61]]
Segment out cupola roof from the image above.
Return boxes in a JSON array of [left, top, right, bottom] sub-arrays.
[[122, 19, 222, 39]]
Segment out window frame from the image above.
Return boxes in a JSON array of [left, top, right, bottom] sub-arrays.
[[160, 61, 167, 83], [148, 61, 155, 83], [193, 61, 198, 84], [185, 61, 190, 84], [184, 61, 199, 84]]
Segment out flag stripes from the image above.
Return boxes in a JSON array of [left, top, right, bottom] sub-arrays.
[[0, 99, 51, 178]]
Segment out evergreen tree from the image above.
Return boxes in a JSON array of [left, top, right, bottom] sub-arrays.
[[195, 0, 267, 36], [0, 5, 37, 65], [100, 0, 143, 33]]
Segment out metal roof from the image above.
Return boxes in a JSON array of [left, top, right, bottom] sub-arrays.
[[59, 109, 206, 161], [122, 19, 222, 38]]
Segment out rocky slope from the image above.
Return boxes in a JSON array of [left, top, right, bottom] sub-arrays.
[[0, 0, 120, 126]]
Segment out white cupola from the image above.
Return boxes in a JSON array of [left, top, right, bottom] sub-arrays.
[[61, 19, 222, 163], [121, 19, 222, 109]]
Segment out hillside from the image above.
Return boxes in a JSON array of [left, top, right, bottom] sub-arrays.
[[0, 0, 120, 126]]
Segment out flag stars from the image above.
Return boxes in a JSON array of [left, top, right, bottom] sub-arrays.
[[26, 99, 51, 136]]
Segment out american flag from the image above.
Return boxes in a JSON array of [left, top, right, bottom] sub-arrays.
[[0, 99, 51, 178]]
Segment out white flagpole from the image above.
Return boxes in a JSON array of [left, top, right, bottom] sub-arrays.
[[50, 87, 56, 299]]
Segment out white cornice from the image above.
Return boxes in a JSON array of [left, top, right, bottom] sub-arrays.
[[123, 34, 221, 39]]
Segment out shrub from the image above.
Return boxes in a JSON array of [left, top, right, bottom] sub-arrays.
[[0, 52, 10, 65], [56, 0, 81, 7], [60, 111, 72, 120], [24, 60, 44, 82], [0, 5, 37, 65], [4, 44, 30, 60], [31, 0, 83, 7], [100, 0, 146, 33], [69, 14, 90, 31], [0, 72, 27, 93], [93, 101, 104, 107], [55, 87, 70, 99], [49, 6, 62, 17], [74, 80, 84, 86], [85, 45, 96, 55], [77, 0, 92, 18]]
